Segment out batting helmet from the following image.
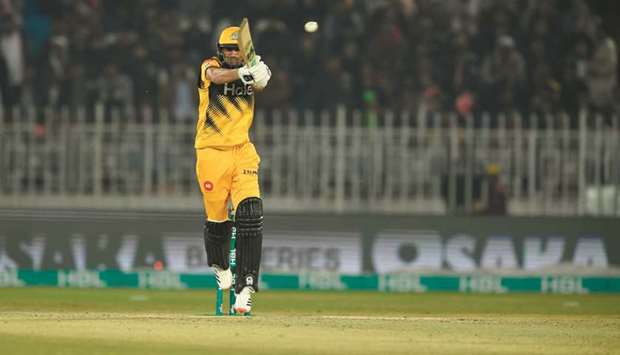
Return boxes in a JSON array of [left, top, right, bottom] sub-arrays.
[[217, 26, 241, 65]]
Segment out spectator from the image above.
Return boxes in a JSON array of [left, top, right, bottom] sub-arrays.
[[96, 63, 133, 118], [128, 43, 158, 114], [2, 0, 616, 124], [170, 63, 195, 122], [475, 163, 507, 216], [47, 35, 71, 107], [561, 34, 591, 123], [255, 54, 292, 111], [480, 35, 526, 115], [292, 31, 320, 109], [0, 1, 25, 114], [529, 64, 561, 116], [449, 32, 480, 119], [586, 21, 617, 115]]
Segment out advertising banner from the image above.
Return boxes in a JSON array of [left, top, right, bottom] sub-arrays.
[[1, 270, 618, 294], [0, 232, 362, 273], [0, 210, 618, 274]]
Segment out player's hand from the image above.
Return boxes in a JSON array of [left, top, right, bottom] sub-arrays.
[[237, 55, 263, 85], [247, 60, 267, 78], [249, 61, 271, 90], [238, 66, 255, 85]]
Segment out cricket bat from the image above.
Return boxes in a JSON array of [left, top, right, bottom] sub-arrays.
[[239, 18, 258, 67]]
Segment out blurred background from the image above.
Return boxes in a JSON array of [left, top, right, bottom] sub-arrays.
[[1, 0, 619, 215], [0, 0, 618, 279]]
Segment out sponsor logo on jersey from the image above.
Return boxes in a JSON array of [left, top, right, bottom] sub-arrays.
[[223, 82, 253, 96], [204, 181, 214, 191]]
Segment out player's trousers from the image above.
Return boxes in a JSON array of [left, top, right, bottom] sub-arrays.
[[195, 142, 261, 222]]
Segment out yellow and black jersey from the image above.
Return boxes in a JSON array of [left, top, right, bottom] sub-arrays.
[[195, 56, 255, 149]]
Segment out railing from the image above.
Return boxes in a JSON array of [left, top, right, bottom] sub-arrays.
[[0, 105, 618, 216]]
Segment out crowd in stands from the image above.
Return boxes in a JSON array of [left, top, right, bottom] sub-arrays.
[[0, 0, 618, 125]]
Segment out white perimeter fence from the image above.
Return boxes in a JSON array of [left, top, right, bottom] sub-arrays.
[[0, 106, 618, 216]]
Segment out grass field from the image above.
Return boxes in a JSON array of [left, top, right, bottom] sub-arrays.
[[1, 288, 619, 354]]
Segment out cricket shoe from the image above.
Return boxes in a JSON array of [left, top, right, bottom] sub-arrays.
[[212, 266, 232, 290], [233, 286, 254, 314]]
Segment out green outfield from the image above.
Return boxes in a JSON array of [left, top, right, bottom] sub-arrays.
[[1, 288, 619, 355]]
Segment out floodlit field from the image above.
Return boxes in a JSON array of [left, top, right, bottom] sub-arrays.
[[1, 288, 619, 355]]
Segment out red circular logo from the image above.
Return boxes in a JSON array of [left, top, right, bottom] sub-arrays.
[[203, 181, 214, 191]]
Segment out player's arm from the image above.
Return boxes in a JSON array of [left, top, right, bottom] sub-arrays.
[[200, 57, 252, 86], [202, 59, 268, 87], [206, 67, 246, 85]]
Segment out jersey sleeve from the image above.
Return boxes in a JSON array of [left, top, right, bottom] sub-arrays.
[[199, 57, 221, 89]]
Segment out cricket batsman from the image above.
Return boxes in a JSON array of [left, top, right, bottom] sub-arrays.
[[195, 26, 271, 314]]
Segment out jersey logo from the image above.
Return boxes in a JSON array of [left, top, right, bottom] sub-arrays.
[[223, 82, 253, 96], [203, 181, 214, 191]]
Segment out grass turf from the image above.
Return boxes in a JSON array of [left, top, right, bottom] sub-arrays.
[[0, 288, 619, 354]]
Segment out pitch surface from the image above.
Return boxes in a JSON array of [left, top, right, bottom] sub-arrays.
[[1, 288, 619, 354]]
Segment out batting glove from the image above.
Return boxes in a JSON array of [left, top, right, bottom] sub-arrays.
[[253, 66, 271, 89], [249, 61, 271, 89], [238, 66, 254, 85]]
